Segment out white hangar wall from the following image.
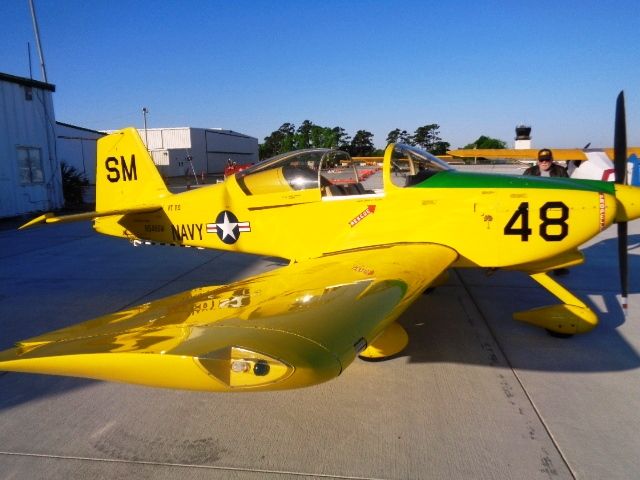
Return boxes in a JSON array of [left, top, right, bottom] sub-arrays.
[[0, 72, 63, 218], [136, 127, 258, 177], [202, 129, 258, 174], [56, 122, 105, 184]]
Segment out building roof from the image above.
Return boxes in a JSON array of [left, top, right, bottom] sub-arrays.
[[132, 127, 257, 140], [0, 72, 55, 92], [56, 121, 105, 136]]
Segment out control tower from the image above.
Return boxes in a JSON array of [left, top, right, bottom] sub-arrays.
[[514, 125, 531, 149]]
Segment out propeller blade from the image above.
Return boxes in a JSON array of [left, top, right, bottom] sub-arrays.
[[614, 91, 627, 184], [618, 222, 628, 311], [614, 91, 628, 312]]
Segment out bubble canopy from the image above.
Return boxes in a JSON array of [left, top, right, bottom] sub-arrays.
[[236, 149, 355, 195], [235, 144, 452, 196]]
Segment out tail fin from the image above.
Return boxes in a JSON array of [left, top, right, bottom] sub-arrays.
[[96, 128, 170, 212]]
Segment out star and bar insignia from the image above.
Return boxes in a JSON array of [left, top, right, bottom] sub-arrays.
[[206, 210, 251, 244]]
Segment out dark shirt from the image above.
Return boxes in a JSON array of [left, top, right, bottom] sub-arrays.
[[523, 163, 569, 177]]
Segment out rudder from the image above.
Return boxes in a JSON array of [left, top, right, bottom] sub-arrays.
[[96, 127, 170, 212]]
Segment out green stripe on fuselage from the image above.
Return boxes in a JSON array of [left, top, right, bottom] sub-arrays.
[[411, 171, 616, 194]]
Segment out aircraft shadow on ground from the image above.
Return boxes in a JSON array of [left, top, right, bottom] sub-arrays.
[[402, 234, 640, 374], [0, 248, 285, 412], [0, 372, 96, 411]]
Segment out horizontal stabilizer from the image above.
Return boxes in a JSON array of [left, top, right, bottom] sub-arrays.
[[19, 205, 162, 230]]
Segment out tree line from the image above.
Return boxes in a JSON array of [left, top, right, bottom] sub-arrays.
[[258, 120, 507, 159], [259, 121, 454, 159], [462, 135, 507, 149]]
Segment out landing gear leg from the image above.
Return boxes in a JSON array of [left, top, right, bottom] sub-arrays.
[[359, 323, 409, 359], [513, 272, 598, 336]]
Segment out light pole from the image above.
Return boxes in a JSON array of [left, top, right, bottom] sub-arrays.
[[28, 0, 48, 83], [142, 107, 149, 149]]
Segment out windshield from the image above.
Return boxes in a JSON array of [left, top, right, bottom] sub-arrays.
[[390, 144, 453, 188]]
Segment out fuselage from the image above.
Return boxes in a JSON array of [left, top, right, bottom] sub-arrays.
[[95, 144, 623, 269]]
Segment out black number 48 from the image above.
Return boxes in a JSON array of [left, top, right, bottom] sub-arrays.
[[503, 202, 569, 241]]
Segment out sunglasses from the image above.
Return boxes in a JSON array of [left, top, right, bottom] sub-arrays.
[[538, 159, 552, 162]]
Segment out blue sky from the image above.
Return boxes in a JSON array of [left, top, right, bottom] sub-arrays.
[[2, 0, 638, 149]]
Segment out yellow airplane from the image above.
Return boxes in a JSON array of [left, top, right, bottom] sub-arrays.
[[1, 93, 639, 392]]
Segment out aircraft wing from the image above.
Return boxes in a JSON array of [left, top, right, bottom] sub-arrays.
[[447, 147, 640, 161], [0, 243, 457, 392], [448, 148, 589, 161]]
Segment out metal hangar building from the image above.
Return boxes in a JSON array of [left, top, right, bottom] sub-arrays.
[[0, 72, 63, 218], [1, 70, 259, 217], [56, 121, 105, 183], [137, 127, 258, 177]]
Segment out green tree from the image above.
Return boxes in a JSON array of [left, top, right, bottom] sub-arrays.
[[282, 132, 297, 152], [463, 135, 507, 149], [332, 127, 351, 149], [60, 162, 88, 205], [260, 122, 355, 158], [386, 128, 401, 144], [431, 141, 451, 155], [309, 125, 324, 148], [349, 130, 375, 156], [413, 124, 442, 152], [386, 128, 414, 145], [399, 130, 414, 145], [261, 122, 296, 159], [295, 120, 315, 149]]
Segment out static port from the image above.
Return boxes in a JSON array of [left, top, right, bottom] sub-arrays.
[[253, 360, 270, 376]]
